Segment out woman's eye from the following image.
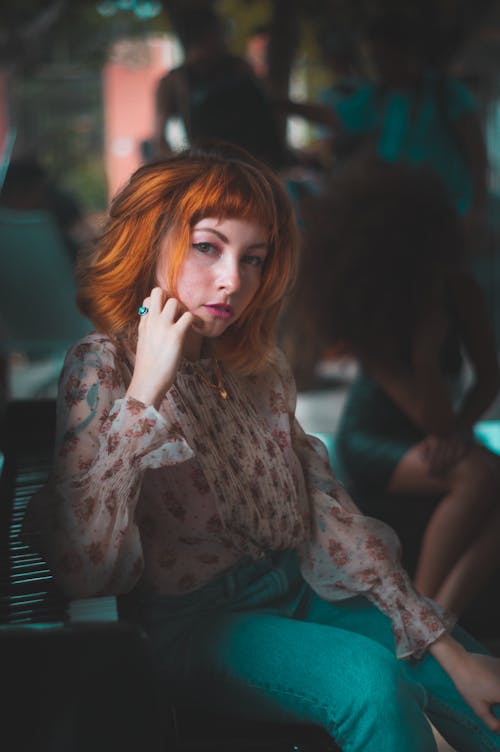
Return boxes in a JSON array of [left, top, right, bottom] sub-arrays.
[[243, 255, 264, 268], [192, 242, 217, 254]]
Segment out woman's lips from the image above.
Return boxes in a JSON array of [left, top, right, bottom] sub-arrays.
[[204, 304, 234, 319]]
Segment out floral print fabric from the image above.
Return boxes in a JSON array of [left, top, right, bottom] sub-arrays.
[[23, 332, 454, 658]]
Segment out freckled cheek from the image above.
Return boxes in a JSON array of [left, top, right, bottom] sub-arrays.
[[176, 272, 207, 312], [176, 283, 196, 311]]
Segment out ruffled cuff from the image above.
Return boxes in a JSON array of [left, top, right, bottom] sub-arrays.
[[97, 396, 195, 473], [369, 570, 457, 660], [299, 483, 456, 661]]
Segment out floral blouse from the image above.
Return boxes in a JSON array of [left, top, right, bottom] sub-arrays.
[[23, 332, 454, 659]]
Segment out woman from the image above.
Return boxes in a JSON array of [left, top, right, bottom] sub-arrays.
[[23, 144, 500, 751], [302, 156, 500, 622]]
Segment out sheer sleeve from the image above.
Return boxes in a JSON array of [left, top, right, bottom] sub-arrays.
[[22, 336, 194, 598], [272, 349, 455, 659]]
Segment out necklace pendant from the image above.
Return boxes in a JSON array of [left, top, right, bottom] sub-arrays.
[[193, 358, 228, 399]]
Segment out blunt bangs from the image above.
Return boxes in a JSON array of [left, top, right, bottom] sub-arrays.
[[183, 160, 280, 241]]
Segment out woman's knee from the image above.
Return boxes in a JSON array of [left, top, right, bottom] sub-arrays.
[[449, 446, 500, 502], [329, 647, 432, 750], [346, 646, 425, 715]]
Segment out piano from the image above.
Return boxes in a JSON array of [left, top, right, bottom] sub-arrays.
[[0, 399, 67, 626], [0, 399, 174, 751]]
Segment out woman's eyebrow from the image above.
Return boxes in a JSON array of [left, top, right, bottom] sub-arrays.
[[247, 242, 270, 252], [193, 227, 269, 251], [193, 227, 228, 242]]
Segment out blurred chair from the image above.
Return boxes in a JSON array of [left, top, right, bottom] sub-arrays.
[[0, 207, 91, 398]]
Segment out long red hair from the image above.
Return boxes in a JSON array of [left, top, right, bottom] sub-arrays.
[[77, 144, 299, 374]]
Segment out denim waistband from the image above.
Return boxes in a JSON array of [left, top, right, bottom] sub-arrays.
[[220, 548, 299, 598], [124, 548, 302, 623]]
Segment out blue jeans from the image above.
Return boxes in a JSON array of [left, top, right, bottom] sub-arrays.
[[121, 550, 500, 752]]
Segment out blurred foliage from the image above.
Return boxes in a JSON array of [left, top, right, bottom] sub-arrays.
[[13, 70, 107, 211], [0, 0, 168, 73], [63, 155, 108, 212], [0, 0, 496, 73]]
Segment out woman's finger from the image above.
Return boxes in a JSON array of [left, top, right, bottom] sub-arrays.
[[149, 286, 166, 312], [174, 310, 195, 337], [161, 296, 183, 321], [476, 701, 500, 733], [138, 296, 151, 321]]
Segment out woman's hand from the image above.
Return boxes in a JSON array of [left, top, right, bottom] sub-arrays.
[[458, 652, 500, 733], [126, 287, 194, 409], [430, 634, 500, 733], [419, 432, 472, 476]]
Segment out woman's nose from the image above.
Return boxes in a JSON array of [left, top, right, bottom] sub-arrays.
[[216, 257, 241, 293]]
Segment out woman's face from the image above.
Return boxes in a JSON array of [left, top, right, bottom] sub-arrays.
[[157, 216, 269, 341]]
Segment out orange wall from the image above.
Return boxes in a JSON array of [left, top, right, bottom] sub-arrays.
[[103, 35, 179, 202]]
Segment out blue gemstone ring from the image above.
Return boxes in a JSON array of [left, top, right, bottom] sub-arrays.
[[138, 306, 149, 316]]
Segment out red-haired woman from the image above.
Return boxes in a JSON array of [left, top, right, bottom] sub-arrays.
[[24, 144, 500, 752]]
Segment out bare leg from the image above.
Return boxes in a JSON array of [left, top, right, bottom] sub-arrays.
[[434, 503, 500, 614], [387, 443, 500, 615]]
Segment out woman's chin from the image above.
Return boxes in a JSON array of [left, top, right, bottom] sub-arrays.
[[192, 318, 230, 338]]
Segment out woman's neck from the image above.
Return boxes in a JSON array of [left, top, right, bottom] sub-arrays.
[[183, 329, 207, 361]]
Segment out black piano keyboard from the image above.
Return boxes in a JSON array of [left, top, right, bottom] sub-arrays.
[[0, 400, 67, 626]]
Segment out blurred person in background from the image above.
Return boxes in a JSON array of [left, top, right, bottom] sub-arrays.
[[301, 155, 500, 621], [153, 7, 286, 170], [0, 155, 94, 265]]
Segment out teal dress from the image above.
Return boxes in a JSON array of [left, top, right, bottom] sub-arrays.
[[335, 326, 464, 505], [336, 371, 424, 499]]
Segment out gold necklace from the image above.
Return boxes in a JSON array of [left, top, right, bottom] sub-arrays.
[[194, 358, 228, 399]]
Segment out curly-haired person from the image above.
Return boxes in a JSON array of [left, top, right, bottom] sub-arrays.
[[303, 155, 500, 623]]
